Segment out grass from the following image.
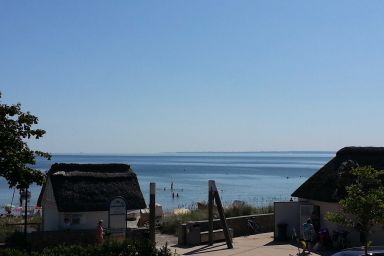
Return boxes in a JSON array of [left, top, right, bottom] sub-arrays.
[[161, 209, 208, 235], [160, 201, 273, 235], [0, 216, 41, 243], [224, 201, 273, 217]]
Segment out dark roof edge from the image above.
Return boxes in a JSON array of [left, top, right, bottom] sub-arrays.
[[337, 146, 384, 157], [48, 163, 132, 174]]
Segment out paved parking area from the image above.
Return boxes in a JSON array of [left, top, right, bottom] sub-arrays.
[[166, 232, 331, 256]]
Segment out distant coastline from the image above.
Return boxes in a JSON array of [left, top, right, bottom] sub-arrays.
[[50, 151, 336, 156]]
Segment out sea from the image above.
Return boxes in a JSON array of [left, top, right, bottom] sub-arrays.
[[0, 152, 334, 212]]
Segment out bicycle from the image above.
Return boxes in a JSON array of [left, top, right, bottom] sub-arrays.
[[247, 217, 261, 234], [290, 228, 310, 256]]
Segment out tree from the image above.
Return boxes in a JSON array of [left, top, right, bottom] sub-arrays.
[[0, 91, 50, 249], [0, 92, 51, 189], [326, 166, 384, 255]]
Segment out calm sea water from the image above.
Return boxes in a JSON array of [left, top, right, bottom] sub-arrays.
[[0, 152, 334, 212]]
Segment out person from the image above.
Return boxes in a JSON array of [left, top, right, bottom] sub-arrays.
[[96, 220, 104, 244], [64, 217, 71, 231], [303, 218, 315, 250], [311, 209, 320, 233]]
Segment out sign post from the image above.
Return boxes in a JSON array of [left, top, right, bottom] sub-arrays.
[[108, 196, 127, 239]]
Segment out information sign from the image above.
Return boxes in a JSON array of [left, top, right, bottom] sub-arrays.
[[108, 197, 127, 238]]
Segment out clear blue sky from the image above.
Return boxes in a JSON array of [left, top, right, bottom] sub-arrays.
[[1, 1, 384, 154]]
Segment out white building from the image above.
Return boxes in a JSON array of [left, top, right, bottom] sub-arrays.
[[275, 147, 384, 246], [37, 163, 146, 231]]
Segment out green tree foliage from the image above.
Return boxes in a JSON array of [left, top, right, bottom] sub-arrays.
[[326, 166, 384, 254], [0, 92, 51, 189]]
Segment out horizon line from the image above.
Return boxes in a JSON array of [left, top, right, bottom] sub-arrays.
[[45, 150, 336, 156]]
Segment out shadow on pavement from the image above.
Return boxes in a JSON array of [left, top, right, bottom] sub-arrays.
[[172, 242, 229, 255]]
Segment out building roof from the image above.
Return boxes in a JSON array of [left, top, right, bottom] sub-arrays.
[[291, 147, 384, 202], [38, 163, 146, 212]]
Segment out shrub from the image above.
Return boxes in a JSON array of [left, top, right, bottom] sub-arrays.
[[0, 248, 29, 256], [4, 232, 28, 250], [0, 239, 177, 256]]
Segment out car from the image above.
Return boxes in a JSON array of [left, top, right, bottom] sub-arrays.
[[331, 246, 384, 256]]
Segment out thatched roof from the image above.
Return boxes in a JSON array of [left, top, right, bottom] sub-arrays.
[[291, 147, 384, 202], [38, 163, 146, 212]]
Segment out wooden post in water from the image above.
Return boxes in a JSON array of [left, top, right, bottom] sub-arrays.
[[211, 181, 233, 249], [208, 180, 214, 245], [149, 183, 156, 243]]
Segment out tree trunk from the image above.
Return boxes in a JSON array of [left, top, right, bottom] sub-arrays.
[[24, 187, 28, 250], [364, 241, 368, 256]]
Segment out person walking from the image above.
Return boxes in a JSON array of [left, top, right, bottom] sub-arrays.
[[96, 220, 104, 244], [303, 218, 315, 251]]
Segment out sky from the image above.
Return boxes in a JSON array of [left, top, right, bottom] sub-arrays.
[[1, 1, 384, 154]]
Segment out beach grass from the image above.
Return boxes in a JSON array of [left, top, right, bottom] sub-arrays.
[[224, 202, 273, 217], [161, 209, 208, 234], [0, 216, 41, 243], [160, 202, 273, 235]]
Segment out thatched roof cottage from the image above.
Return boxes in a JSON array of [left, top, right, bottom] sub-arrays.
[[289, 147, 384, 245], [38, 163, 146, 231]]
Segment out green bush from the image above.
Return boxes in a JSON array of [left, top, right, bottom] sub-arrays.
[[0, 239, 177, 256], [4, 232, 28, 249], [0, 248, 29, 256]]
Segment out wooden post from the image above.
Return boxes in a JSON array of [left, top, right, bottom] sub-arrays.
[[208, 180, 214, 245], [149, 183, 156, 243], [211, 181, 233, 249]]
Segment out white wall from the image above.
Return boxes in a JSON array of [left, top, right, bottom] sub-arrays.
[[41, 177, 109, 231], [59, 211, 109, 230], [41, 177, 60, 231], [41, 177, 140, 231], [302, 198, 384, 246], [274, 201, 300, 239]]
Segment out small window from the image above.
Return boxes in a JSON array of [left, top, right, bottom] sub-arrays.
[[71, 214, 81, 225], [63, 214, 83, 225]]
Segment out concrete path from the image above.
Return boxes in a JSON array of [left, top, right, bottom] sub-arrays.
[[166, 232, 331, 256]]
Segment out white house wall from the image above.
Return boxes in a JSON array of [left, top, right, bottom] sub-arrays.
[[302, 199, 384, 246], [41, 177, 59, 231], [59, 211, 109, 230], [274, 201, 300, 239], [299, 199, 341, 232], [41, 178, 108, 231]]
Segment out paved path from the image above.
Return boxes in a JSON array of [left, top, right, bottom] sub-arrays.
[[162, 232, 332, 256]]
